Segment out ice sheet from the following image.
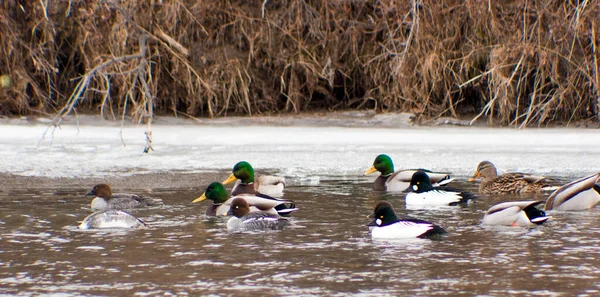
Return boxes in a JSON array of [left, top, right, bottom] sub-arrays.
[[1, 122, 598, 179]]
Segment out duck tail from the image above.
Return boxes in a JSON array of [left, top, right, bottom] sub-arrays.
[[419, 225, 446, 240], [436, 176, 454, 186], [275, 202, 298, 216], [524, 202, 549, 225]]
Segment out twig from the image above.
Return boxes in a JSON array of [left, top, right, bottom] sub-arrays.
[[262, 0, 269, 19]]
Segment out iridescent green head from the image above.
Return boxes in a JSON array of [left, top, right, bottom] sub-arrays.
[[223, 161, 255, 185], [365, 154, 395, 176], [192, 182, 229, 204]]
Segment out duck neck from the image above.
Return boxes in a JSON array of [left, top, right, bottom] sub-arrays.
[[91, 197, 108, 211]]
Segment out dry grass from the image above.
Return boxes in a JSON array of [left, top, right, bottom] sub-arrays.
[[0, 0, 598, 126]]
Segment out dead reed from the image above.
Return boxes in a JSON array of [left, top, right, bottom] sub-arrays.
[[0, 0, 598, 127]]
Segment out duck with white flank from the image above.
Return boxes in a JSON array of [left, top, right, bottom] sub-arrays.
[[223, 161, 286, 197], [86, 184, 161, 211], [469, 161, 550, 194], [368, 201, 446, 240], [481, 201, 549, 227], [365, 154, 453, 192], [193, 182, 297, 216], [225, 198, 290, 232], [406, 171, 475, 206], [544, 173, 600, 211], [78, 210, 148, 229]]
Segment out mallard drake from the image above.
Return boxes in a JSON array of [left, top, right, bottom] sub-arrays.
[[544, 173, 600, 211], [367, 201, 446, 239], [365, 154, 453, 191], [469, 161, 549, 194], [78, 210, 148, 229], [225, 198, 290, 231], [406, 171, 475, 206], [481, 201, 549, 227], [86, 184, 161, 211], [223, 161, 286, 197], [193, 182, 297, 216]]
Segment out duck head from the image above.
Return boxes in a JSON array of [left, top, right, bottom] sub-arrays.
[[86, 184, 113, 199], [409, 171, 435, 193], [193, 182, 229, 204], [223, 161, 255, 185], [365, 154, 394, 176], [226, 198, 251, 218], [469, 161, 498, 181], [368, 201, 399, 227]]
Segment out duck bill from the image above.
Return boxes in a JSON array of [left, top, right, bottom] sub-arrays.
[[192, 193, 207, 203], [86, 189, 96, 196], [222, 174, 238, 185], [364, 166, 378, 175], [468, 171, 480, 182]]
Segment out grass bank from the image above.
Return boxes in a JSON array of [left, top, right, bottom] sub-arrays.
[[0, 0, 598, 127]]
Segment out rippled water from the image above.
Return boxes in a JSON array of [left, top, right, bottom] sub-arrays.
[[1, 176, 600, 296]]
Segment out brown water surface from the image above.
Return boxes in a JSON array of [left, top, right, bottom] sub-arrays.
[[1, 176, 599, 296]]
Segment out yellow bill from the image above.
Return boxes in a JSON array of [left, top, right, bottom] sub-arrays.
[[192, 193, 207, 203], [364, 165, 378, 175], [222, 174, 238, 185]]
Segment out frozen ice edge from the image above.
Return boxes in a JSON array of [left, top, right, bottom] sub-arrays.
[[0, 114, 599, 179]]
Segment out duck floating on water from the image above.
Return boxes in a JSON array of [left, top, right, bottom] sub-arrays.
[[406, 171, 475, 206], [469, 161, 549, 194], [86, 184, 161, 211], [223, 161, 286, 197], [78, 210, 148, 229], [365, 154, 453, 191], [544, 173, 600, 211], [481, 201, 549, 227], [368, 201, 446, 240], [225, 198, 290, 232], [193, 182, 297, 216]]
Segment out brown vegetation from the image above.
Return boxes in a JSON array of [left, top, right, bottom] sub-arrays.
[[0, 0, 598, 126]]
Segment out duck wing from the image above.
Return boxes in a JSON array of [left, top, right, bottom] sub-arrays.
[[215, 195, 298, 216], [545, 173, 600, 211], [227, 212, 290, 231]]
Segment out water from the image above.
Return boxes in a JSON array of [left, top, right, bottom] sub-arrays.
[[1, 121, 600, 296]]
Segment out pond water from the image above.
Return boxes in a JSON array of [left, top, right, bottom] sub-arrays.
[[0, 122, 599, 296]]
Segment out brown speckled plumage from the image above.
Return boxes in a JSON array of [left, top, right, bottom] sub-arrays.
[[472, 161, 548, 194]]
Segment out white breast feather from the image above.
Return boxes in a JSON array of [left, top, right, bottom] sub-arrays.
[[406, 190, 462, 206], [371, 221, 433, 239]]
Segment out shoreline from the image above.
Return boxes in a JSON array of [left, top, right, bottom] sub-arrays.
[[0, 171, 223, 191], [2, 111, 598, 129]]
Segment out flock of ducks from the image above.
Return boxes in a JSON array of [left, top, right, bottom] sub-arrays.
[[79, 155, 600, 240]]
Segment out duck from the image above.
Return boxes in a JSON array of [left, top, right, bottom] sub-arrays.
[[481, 201, 549, 227], [544, 173, 600, 211], [406, 171, 475, 206], [225, 198, 290, 232], [368, 201, 446, 239], [222, 161, 286, 197], [192, 182, 297, 216], [365, 154, 453, 191], [86, 184, 161, 211], [469, 161, 549, 194], [78, 210, 148, 229]]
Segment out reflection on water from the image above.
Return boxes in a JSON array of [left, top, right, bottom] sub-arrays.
[[1, 177, 600, 296]]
